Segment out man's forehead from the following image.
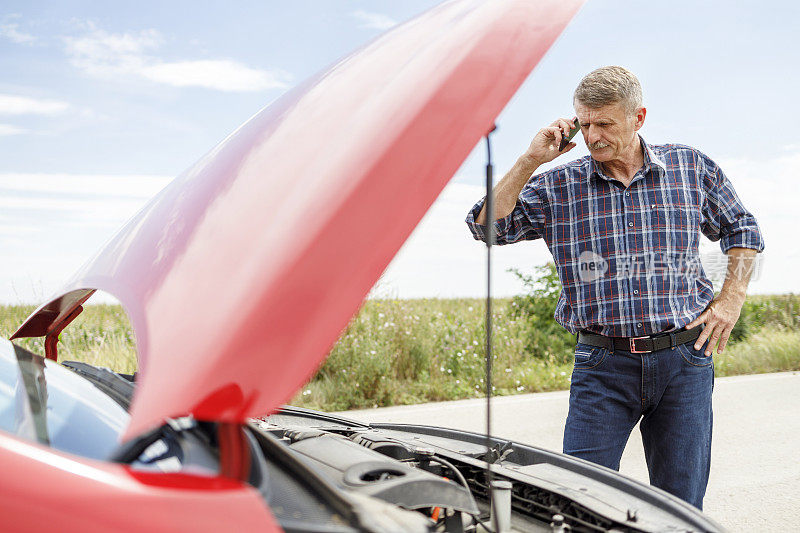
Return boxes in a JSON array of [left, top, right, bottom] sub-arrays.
[[574, 101, 626, 121]]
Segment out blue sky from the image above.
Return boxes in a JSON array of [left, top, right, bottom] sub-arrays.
[[1, 1, 797, 303]]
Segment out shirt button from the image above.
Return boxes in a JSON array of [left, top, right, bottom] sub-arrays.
[[628, 221, 634, 227], [637, 323, 643, 328], [633, 289, 639, 294], [625, 192, 630, 196]]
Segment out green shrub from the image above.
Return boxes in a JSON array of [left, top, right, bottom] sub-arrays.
[[508, 263, 575, 364], [730, 293, 800, 343], [716, 325, 800, 376]]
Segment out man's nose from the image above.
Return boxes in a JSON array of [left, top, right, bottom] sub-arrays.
[[585, 126, 601, 145]]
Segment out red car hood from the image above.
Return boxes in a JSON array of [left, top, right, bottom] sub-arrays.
[[13, 0, 583, 440]]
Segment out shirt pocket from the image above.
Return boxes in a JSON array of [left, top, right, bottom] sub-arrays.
[[573, 342, 608, 370], [649, 204, 699, 251], [651, 203, 698, 229]]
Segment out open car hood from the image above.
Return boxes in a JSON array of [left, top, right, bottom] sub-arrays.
[[13, 0, 583, 440]]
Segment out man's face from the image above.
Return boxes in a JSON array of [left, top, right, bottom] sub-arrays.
[[574, 101, 645, 163]]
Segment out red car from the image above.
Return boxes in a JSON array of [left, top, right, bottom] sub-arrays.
[[0, 1, 723, 531]]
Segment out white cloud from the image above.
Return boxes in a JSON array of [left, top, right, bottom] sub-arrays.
[[715, 152, 799, 295], [0, 22, 35, 44], [350, 10, 397, 31], [0, 124, 27, 136], [780, 143, 800, 152], [717, 152, 799, 214], [64, 26, 159, 76], [141, 60, 290, 92], [0, 196, 147, 219], [0, 173, 170, 198], [0, 94, 70, 115], [377, 181, 551, 299], [64, 25, 290, 92], [0, 173, 171, 304]]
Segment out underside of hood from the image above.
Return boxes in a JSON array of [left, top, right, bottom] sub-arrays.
[[13, 0, 584, 440]]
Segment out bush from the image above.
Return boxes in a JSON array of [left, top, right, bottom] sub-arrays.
[[508, 263, 575, 364], [730, 294, 800, 343]]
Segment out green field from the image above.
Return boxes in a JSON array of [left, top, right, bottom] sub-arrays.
[[2, 293, 798, 412]]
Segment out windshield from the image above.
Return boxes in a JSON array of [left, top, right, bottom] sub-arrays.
[[0, 338, 129, 460]]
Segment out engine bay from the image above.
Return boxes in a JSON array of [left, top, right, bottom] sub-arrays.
[[254, 407, 714, 533]]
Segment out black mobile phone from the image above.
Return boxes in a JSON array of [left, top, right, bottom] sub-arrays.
[[559, 117, 580, 151]]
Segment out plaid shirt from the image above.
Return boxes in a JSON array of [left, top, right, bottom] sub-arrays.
[[466, 136, 765, 337]]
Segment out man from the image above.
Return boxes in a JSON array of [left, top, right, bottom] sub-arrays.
[[465, 66, 764, 509]]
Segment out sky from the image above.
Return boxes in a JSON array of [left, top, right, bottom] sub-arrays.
[[1, 0, 798, 305]]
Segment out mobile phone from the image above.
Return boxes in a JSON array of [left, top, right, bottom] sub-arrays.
[[559, 117, 580, 151]]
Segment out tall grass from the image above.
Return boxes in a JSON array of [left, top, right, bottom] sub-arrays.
[[716, 325, 800, 376], [290, 294, 800, 410], [296, 298, 573, 411], [0, 304, 137, 374], [0, 293, 797, 412]]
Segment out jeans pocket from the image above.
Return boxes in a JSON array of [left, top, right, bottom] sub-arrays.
[[573, 342, 608, 370], [677, 341, 713, 367]]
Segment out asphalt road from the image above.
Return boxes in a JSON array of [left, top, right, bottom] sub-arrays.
[[337, 371, 800, 532]]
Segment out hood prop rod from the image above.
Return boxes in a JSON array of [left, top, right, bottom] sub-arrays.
[[484, 126, 495, 451], [484, 126, 511, 533]]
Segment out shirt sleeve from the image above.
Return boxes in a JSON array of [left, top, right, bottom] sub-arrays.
[[465, 178, 547, 245], [699, 154, 765, 253]]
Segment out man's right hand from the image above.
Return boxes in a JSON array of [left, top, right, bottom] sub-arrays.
[[523, 118, 579, 166], [474, 117, 578, 225]]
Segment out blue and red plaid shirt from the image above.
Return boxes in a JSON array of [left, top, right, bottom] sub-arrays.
[[466, 136, 765, 337]]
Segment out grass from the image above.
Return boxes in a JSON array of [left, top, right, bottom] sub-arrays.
[[293, 298, 574, 411], [1, 304, 137, 374], [715, 325, 800, 376], [1, 293, 797, 412]]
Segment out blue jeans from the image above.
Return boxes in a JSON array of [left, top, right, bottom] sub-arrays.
[[562, 336, 714, 510]]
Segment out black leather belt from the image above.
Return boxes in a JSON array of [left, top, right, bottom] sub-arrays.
[[577, 325, 703, 354]]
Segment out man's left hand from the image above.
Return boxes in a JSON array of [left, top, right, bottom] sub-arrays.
[[685, 292, 746, 355]]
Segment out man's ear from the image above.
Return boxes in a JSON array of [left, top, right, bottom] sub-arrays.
[[634, 107, 646, 131]]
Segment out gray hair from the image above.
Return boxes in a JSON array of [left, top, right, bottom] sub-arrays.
[[573, 66, 642, 114]]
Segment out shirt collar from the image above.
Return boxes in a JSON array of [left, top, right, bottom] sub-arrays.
[[641, 135, 667, 176], [589, 135, 667, 181]]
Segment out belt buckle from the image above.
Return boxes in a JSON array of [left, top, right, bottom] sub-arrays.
[[629, 336, 650, 353]]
